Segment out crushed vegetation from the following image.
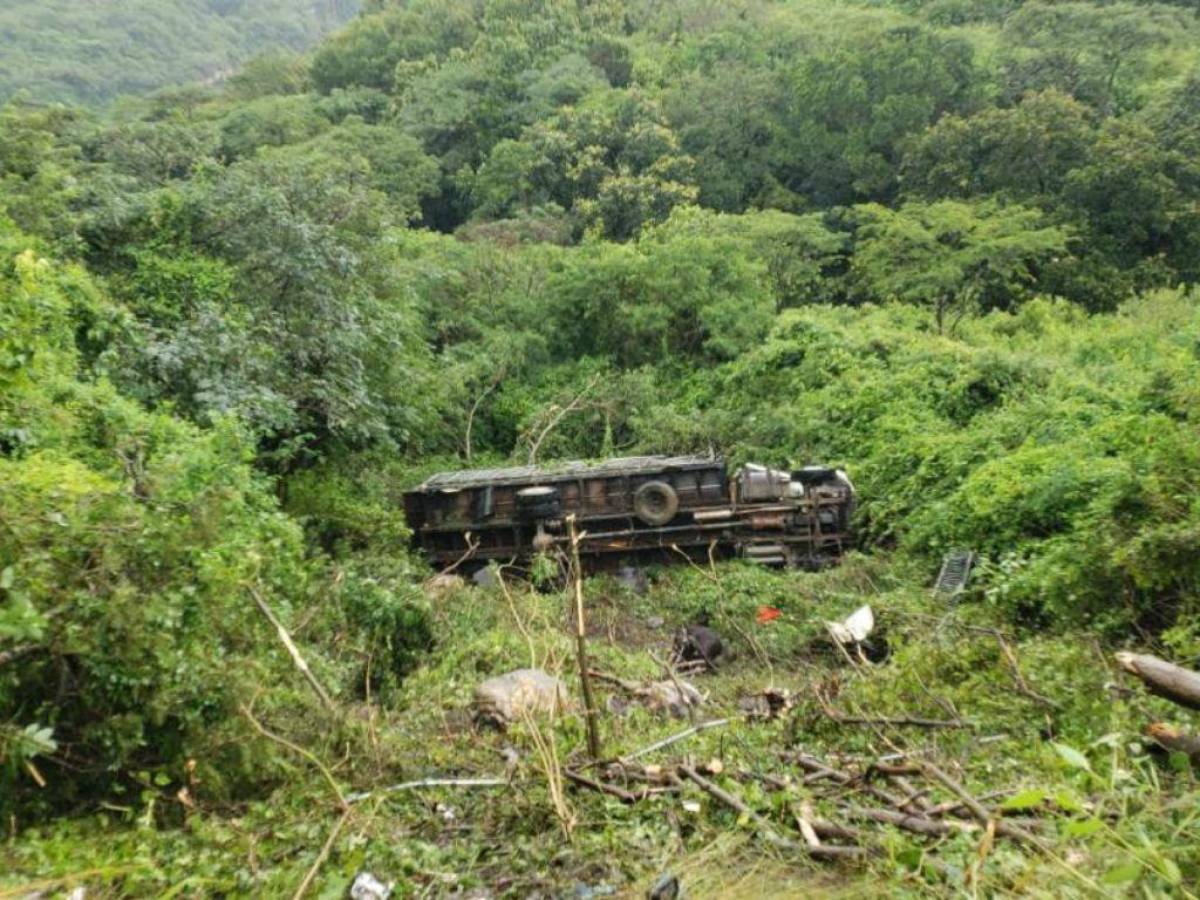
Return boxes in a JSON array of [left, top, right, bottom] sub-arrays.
[[5, 555, 1199, 897]]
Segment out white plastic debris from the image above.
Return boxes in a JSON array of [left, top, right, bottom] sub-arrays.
[[825, 604, 874, 645], [350, 872, 394, 900]]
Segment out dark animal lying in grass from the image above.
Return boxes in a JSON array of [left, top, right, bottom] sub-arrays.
[[672, 624, 725, 672]]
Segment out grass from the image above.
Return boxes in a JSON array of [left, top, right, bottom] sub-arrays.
[[3, 553, 1199, 897]]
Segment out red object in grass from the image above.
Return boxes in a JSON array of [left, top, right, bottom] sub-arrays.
[[756, 605, 782, 624]]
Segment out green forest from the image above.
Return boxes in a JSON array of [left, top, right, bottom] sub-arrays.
[[0, 0, 360, 106], [2, 0, 1200, 895]]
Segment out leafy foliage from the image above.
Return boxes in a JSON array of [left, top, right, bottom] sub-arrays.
[[2, 2, 1200, 890]]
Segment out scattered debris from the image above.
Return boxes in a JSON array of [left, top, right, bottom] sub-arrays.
[[933, 549, 975, 599], [616, 565, 650, 595], [647, 873, 680, 900], [755, 605, 782, 624], [573, 881, 616, 898], [590, 669, 704, 718], [738, 686, 794, 720], [472, 668, 570, 728], [1116, 651, 1200, 710], [824, 604, 890, 664], [825, 605, 874, 645], [350, 871, 394, 900]]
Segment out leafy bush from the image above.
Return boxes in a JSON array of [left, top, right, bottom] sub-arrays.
[[0, 227, 314, 816]]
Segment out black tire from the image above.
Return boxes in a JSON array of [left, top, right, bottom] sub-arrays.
[[794, 465, 836, 486], [516, 485, 561, 520], [633, 480, 679, 526]]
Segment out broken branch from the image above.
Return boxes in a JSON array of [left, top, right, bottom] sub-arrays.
[[918, 760, 1043, 850], [250, 586, 335, 714], [344, 778, 508, 804], [620, 718, 731, 763], [679, 764, 869, 860]]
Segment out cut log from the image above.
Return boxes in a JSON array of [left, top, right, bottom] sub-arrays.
[[1146, 722, 1200, 758], [1115, 652, 1200, 711]]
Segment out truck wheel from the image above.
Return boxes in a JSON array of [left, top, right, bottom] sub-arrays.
[[633, 481, 679, 526], [516, 485, 561, 520]]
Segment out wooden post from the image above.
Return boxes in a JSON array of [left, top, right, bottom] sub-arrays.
[[567, 514, 601, 759]]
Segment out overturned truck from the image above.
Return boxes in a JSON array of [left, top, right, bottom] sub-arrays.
[[403, 455, 855, 572]]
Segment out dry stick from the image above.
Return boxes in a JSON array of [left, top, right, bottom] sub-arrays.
[[496, 572, 538, 669], [345, 778, 508, 804], [650, 650, 697, 726], [522, 709, 575, 839], [924, 790, 1015, 818], [795, 802, 823, 849], [249, 587, 335, 713], [292, 806, 352, 900], [988, 628, 1060, 709], [785, 752, 911, 810], [526, 376, 599, 464], [431, 533, 481, 579], [678, 764, 869, 861], [620, 718, 732, 763], [563, 768, 642, 803], [816, 689, 969, 730], [887, 775, 934, 814], [463, 368, 505, 464], [810, 819, 863, 842], [239, 705, 347, 810], [567, 515, 601, 760], [918, 760, 1043, 850], [845, 807, 972, 837]]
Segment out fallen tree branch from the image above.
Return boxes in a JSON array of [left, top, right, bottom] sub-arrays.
[[619, 718, 731, 763], [1116, 652, 1200, 711], [292, 807, 352, 900], [845, 807, 972, 837], [818, 701, 970, 730], [250, 586, 335, 713], [345, 777, 508, 804], [564, 768, 642, 803], [431, 533, 481, 579], [240, 705, 347, 810], [679, 764, 869, 860], [917, 761, 1043, 850]]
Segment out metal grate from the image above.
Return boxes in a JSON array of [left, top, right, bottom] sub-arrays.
[[933, 549, 975, 599]]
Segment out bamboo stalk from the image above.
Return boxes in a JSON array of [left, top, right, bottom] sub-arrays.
[[567, 515, 601, 760]]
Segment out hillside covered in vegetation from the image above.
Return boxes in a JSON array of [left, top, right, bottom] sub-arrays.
[[0, 0, 359, 106], [2, 0, 1200, 895]]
